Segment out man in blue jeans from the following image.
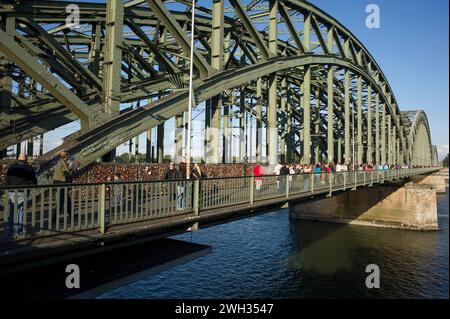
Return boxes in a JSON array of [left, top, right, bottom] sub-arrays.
[[5, 153, 37, 237]]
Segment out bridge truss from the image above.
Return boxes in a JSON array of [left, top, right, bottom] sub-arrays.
[[0, 0, 438, 169]]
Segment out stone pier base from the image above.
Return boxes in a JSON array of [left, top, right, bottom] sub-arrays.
[[289, 183, 438, 231]]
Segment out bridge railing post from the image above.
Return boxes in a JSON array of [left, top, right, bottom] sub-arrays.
[[250, 176, 254, 205], [286, 175, 290, 198], [311, 173, 314, 194], [343, 172, 346, 190], [329, 173, 333, 197], [99, 183, 106, 234], [193, 179, 200, 216]]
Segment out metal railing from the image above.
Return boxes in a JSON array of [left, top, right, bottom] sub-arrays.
[[0, 167, 439, 240]]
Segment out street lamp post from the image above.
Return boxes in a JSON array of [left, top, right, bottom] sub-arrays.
[[186, 0, 196, 179]]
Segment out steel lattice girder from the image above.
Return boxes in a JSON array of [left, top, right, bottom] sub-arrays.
[[0, 0, 434, 168]]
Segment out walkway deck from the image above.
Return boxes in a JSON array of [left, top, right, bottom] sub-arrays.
[[0, 168, 440, 273]]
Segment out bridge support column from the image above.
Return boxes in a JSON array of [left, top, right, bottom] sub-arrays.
[[367, 85, 373, 164], [146, 129, 152, 163], [302, 66, 311, 164], [289, 183, 438, 231], [0, 16, 14, 158], [344, 70, 351, 165], [387, 115, 392, 165], [327, 66, 334, 164], [175, 113, 183, 163], [157, 123, 164, 163], [256, 78, 263, 163], [381, 104, 386, 164], [267, 0, 279, 165], [280, 77, 287, 163], [357, 76, 363, 164], [375, 93, 380, 165]]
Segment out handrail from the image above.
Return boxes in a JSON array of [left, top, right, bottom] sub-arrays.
[[0, 167, 441, 240]]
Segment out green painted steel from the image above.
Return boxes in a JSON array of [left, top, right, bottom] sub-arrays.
[[0, 0, 436, 170]]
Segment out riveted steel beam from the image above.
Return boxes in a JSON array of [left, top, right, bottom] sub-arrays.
[[0, 28, 103, 132], [228, 0, 270, 60], [146, 0, 210, 78]]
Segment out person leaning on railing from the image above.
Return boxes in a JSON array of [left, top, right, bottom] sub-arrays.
[[5, 153, 37, 237]]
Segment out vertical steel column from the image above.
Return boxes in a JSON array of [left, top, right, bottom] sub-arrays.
[[223, 103, 230, 163], [134, 134, 140, 160], [381, 102, 386, 164], [367, 84, 373, 164], [327, 65, 334, 163], [303, 66, 311, 165], [210, 95, 221, 164], [387, 115, 392, 165], [157, 122, 164, 163], [27, 138, 33, 157], [286, 86, 293, 163], [314, 89, 320, 163], [222, 32, 231, 163], [175, 113, 184, 163], [256, 78, 263, 163], [204, 100, 210, 162], [103, 0, 123, 117], [0, 16, 14, 157], [375, 93, 380, 165], [267, 0, 278, 165], [88, 23, 102, 76], [280, 77, 287, 162], [357, 76, 363, 164], [239, 87, 246, 162], [392, 126, 397, 165], [344, 69, 351, 164], [39, 134, 44, 156], [146, 129, 152, 162], [210, 0, 224, 164], [268, 74, 278, 165]]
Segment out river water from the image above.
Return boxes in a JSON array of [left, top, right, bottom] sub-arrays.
[[99, 190, 448, 299]]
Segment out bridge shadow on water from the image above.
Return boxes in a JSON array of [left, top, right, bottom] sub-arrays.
[[282, 188, 447, 298]]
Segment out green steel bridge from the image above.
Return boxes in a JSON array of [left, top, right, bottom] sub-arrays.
[[0, 0, 439, 168], [0, 0, 442, 288]]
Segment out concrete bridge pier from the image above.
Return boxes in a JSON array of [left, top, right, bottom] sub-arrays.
[[289, 173, 446, 231]]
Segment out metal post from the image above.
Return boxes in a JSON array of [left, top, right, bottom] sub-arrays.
[[193, 179, 199, 215], [249, 176, 254, 205], [357, 76, 363, 164], [327, 66, 334, 163], [286, 174, 290, 198], [99, 183, 106, 234], [344, 70, 351, 164], [303, 66, 311, 164], [329, 172, 333, 197]]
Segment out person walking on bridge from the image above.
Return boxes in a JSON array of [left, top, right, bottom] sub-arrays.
[[253, 163, 263, 191], [164, 162, 178, 202], [5, 153, 37, 237], [52, 150, 74, 224], [176, 161, 187, 210]]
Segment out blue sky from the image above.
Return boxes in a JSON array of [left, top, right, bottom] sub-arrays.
[[37, 0, 449, 160]]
